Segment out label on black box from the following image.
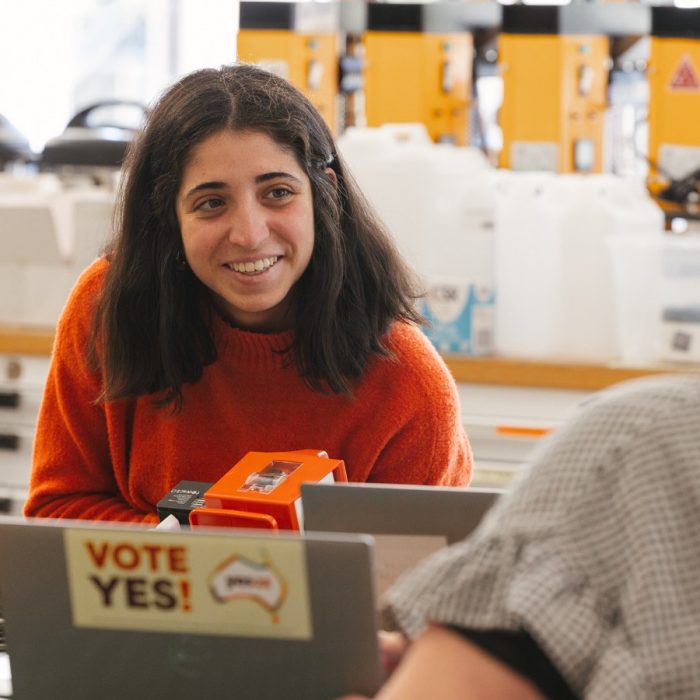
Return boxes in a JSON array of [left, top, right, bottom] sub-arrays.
[[157, 481, 213, 525]]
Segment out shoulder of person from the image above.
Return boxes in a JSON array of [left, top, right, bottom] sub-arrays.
[[55, 257, 110, 345], [64, 256, 108, 306], [378, 321, 457, 398], [384, 322, 449, 369], [576, 373, 700, 421], [549, 373, 700, 470], [73, 256, 110, 297]]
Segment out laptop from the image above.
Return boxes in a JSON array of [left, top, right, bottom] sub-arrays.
[[0, 516, 382, 700], [301, 483, 503, 598]]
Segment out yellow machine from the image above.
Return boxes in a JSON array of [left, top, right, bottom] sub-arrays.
[[647, 7, 700, 216], [498, 6, 609, 173], [361, 3, 472, 146], [236, 2, 338, 133]]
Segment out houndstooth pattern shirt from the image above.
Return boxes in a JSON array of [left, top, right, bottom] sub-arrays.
[[385, 374, 700, 699]]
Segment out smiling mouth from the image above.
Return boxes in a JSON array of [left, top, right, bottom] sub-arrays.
[[224, 256, 279, 275]]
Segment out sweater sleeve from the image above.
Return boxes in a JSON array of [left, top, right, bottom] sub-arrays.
[[363, 324, 472, 486], [24, 261, 156, 524]]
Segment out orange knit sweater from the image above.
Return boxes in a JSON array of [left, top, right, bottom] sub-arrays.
[[25, 259, 472, 524]]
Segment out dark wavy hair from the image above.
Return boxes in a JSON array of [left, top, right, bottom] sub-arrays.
[[90, 63, 422, 409]]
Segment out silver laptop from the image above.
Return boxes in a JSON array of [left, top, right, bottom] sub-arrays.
[[0, 516, 382, 700], [301, 483, 503, 598]]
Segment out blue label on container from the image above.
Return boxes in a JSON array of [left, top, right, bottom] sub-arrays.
[[419, 283, 495, 355]]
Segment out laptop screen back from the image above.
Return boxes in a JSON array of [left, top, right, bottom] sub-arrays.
[[301, 483, 503, 598], [0, 517, 381, 700]]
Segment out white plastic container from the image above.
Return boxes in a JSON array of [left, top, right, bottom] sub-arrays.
[[494, 173, 664, 361], [493, 171, 562, 358], [338, 125, 498, 355], [609, 234, 700, 364], [338, 124, 495, 283], [0, 175, 114, 327]]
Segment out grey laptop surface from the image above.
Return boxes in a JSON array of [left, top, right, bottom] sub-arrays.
[[301, 483, 503, 598], [0, 517, 381, 700]]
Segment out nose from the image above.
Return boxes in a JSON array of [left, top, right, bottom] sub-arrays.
[[227, 198, 269, 249]]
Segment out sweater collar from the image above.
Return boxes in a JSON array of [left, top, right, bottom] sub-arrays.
[[212, 311, 295, 369]]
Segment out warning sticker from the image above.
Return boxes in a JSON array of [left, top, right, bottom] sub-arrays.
[[668, 55, 700, 91]]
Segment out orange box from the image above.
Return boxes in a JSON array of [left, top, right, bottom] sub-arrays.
[[189, 449, 347, 531]]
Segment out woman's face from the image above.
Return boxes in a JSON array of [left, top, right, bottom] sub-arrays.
[[176, 129, 316, 332]]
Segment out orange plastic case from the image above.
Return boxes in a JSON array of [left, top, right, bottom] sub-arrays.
[[189, 449, 347, 531]]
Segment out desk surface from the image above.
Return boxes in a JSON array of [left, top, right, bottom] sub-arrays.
[[1, 326, 698, 391], [442, 354, 697, 391], [0, 326, 55, 356]]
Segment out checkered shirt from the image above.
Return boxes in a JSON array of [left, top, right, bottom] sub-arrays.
[[385, 374, 700, 699]]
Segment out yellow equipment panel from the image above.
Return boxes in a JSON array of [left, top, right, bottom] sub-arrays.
[[648, 37, 700, 183], [237, 30, 338, 133], [363, 31, 472, 145], [499, 33, 608, 173]]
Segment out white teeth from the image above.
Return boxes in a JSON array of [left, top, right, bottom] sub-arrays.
[[229, 256, 278, 274]]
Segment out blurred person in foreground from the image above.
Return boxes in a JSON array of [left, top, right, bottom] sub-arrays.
[[343, 374, 700, 699]]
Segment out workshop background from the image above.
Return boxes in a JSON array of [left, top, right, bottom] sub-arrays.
[[1, 0, 700, 511]]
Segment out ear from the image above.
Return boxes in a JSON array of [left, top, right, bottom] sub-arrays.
[[324, 166, 338, 189]]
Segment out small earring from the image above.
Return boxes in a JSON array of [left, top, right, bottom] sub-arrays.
[[175, 250, 188, 269]]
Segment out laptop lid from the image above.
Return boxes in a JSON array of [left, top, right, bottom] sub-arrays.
[[0, 516, 382, 700], [301, 482, 503, 598]]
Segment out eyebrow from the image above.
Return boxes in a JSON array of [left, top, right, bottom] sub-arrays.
[[182, 172, 303, 200]]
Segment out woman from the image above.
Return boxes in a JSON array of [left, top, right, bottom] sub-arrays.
[[24, 64, 471, 523]]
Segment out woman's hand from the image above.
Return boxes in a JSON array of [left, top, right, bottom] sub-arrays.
[[378, 630, 408, 675], [338, 630, 407, 700]]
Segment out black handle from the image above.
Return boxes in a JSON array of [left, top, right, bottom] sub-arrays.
[[67, 100, 146, 129], [0, 392, 20, 409], [0, 434, 19, 451]]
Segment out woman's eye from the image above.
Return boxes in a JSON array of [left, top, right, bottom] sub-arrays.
[[267, 187, 292, 201], [197, 197, 224, 212]]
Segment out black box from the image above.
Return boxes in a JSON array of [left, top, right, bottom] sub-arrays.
[[157, 480, 213, 526]]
